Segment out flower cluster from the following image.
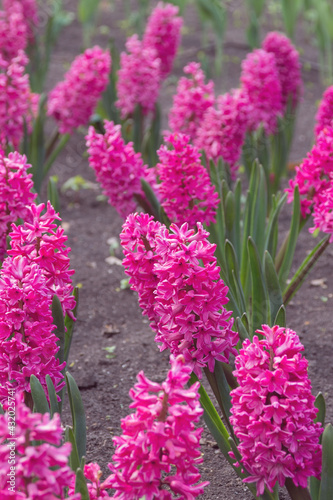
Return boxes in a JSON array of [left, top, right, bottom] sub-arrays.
[[0, 392, 79, 499], [47, 46, 111, 134], [262, 31, 302, 110], [8, 201, 76, 318], [168, 62, 214, 142], [230, 325, 322, 496], [0, 151, 36, 260], [143, 2, 182, 79], [69, 462, 113, 499], [157, 133, 219, 226], [116, 35, 161, 118], [240, 48, 283, 135], [195, 89, 249, 179], [86, 120, 157, 219], [0, 254, 65, 403], [0, 50, 38, 149], [314, 86, 333, 137], [108, 354, 209, 499], [121, 213, 237, 377], [286, 126, 333, 240], [0, 4, 28, 61]]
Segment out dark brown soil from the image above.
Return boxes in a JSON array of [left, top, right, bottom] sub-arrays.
[[44, 1, 332, 498]]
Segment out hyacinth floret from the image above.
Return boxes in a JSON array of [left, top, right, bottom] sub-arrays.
[[157, 133, 219, 226], [116, 34, 161, 118], [47, 46, 111, 134], [262, 31, 302, 110], [8, 201, 76, 318], [240, 48, 283, 135], [0, 4, 28, 61], [108, 354, 209, 499], [0, 392, 80, 499], [143, 2, 183, 79], [168, 61, 214, 142], [0, 50, 38, 149], [86, 120, 158, 219], [0, 255, 65, 403], [195, 89, 249, 180], [230, 324, 322, 496], [121, 212, 162, 331], [314, 86, 333, 137], [0, 151, 37, 260]]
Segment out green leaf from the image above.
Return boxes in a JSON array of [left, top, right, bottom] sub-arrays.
[[65, 425, 81, 472], [225, 241, 246, 314], [52, 295, 65, 368], [46, 375, 60, 417], [47, 177, 60, 216], [314, 392, 326, 428], [30, 375, 50, 414], [319, 424, 333, 500], [264, 193, 287, 259], [78, 0, 100, 24], [141, 178, 161, 221], [64, 287, 79, 364], [264, 251, 283, 325], [248, 237, 269, 335], [75, 467, 90, 500], [66, 372, 86, 462], [224, 191, 235, 233], [236, 316, 250, 342], [274, 304, 286, 327]]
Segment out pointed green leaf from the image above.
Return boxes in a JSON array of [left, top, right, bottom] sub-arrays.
[[52, 294, 65, 368], [278, 186, 300, 288], [236, 316, 250, 341], [46, 375, 59, 417], [140, 178, 161, 221], [30, 375, 50, 414], [248, 237, 269, 335], [319, 424, 333, 500], [75, 467, 90, 500], [315, 392, 326, 427], [274, 304, 286, 327], [65, 425, 81, 473], [224, 191, 235, 233], [64, 287, 79, 364], [264, 251, 283, 325], [66, 372, 86, 462], [264, 193, 287, 259]]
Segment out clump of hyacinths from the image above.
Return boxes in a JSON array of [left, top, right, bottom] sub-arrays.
[[0, 392, 79, 499]]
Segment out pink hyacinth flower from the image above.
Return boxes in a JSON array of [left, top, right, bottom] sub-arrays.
[[230, 324, 323, 496], [0, 392, 80, 499], [0, 151, 37, 260], [86, 120, 158, 219], [195, 88, 249, 179], [68, 462, 112, 499], [143, 2, 183, 79], [116, 34, 161, 119], [0, 4, 28, 61], [168, 61, 215, 141], [240, 48, 283, 135], [262, 31, 303, 110], [314, 86, 333, 137], [0, 50, 38, 149], [157, 132, 219, 226], [48, 46, 111, 134], [107, 354, 209, 499]]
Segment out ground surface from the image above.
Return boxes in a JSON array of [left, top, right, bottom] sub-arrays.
[[43, 1, 333, 498]]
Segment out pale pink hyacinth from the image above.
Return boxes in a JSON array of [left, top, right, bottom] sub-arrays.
[[0, 4, 28, 61], [0, 392, 80, 499], [157, 133, 219, 226], [262, 31, 303, 110], [230, 325, 322, 496], [116, 35, 161, 118], [0, 50, 38, 149], [0, 151, 37, 260], [108, 354, 209, 499], [286, 126, 333, 241], [0, 255, 65, 403], [48, 46, 111, 134], [195, 89, 249, 179], [121, 213, 237, 378], [314, 86, 333, 137], [8, 202, 76, 318], [143, 2, 183, 79], [86, 120, 158, 219], [121, 213, 162, 332], [240, 48, 283, 135], [168, 62, 215, 141]]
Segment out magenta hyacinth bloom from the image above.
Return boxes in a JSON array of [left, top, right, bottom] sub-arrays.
[[0, 255, 65, 403], [0, 4, 28, 61], [0, 50, 38, 149], [157, 133, 219, 226], [48, 46, 111, 134], [314, 86, 333, 137], [168, 62, 215, 141], [108, 354, 209, 499], [8, 202, 76, 319], [86, 120, 158, 219], [0, 151, 37, 260], [121, 213, 237, 377], [262, 31, 302, 110], [0, 392, 80, 499], [240, 48, 283, 135], [143, 2, 182, 79], [230, 325, 322, 496], [121, 213, 162, 332], [116, 35, 161, 118], [68, 462, 112, 499], [195, 89, 249, 179]]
